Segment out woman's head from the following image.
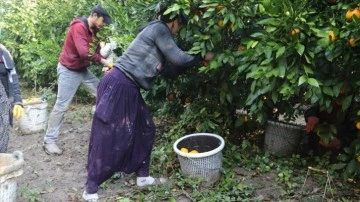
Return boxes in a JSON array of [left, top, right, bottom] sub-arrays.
[[157, 7, 188, 35], [168, 17, 183, 35], [155, 0, 188, 25], [157, 8, 188, 25]]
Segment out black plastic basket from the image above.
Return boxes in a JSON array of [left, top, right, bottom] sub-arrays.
[[264, 120, 305, 157]]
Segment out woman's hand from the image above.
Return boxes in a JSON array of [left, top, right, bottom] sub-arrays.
[[306, 116, 319, 133]]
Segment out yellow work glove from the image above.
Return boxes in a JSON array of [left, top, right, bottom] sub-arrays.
[[107, 63, 113, 70], [13, 104, 24, 121]]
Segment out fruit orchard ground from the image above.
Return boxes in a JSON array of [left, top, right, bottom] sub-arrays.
[[7, 104, 359, 201]]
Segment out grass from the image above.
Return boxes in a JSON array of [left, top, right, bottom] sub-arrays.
[[18, 185, 43, 202]]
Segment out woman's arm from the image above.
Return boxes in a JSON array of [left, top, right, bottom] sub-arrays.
[[154, 23, 201, 67]]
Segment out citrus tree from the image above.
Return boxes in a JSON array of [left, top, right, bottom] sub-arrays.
[[144, 0, 360, 179], [0, 0, 98, 87], [0, 0, 157, 100]]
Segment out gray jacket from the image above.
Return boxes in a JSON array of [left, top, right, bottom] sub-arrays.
[[0, 44, 22, 105], [115, 20, 200, 90]]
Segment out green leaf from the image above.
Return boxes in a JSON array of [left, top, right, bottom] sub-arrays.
[[298, 76, 307, 86], [250, 41, 259, 48], [332, 163, 347, 170], [330, 124, 337, 134], [235, 117, 244, 127], [333, 84, 341, 97], [209, 60, 220, 69], [345, 160, 357, 174], [250, 32, 264, 38], [229, 13, 235, 23], [205, 40, 213, 50], [237, 64, 249, 73], [224, 15, 229, 25], [279, 86, 291, 95], [271, 91, 278, 103], [264, 46, 272, 59], [295, 43, 305, 56], [323, 87, 333, 96], [257, 18, 281, 26], [307, 78, 319, 87], [246, 84, 272, 105], [266, 68, 277, 77], [246, 94, 258, 105], [276, 46, 286, 58], [266, 26, 277, 33], [164, 5, 180, 15], [260, 58, 272, 65], [342, 95, 353, 111], [303, 65, 314, 74], [207, 121, 216, 129], [278, 58, 286, 78], [180, 28, 187, 38], [304, 54, 311, 64], [220, 91, 225, 104], [237, 183, 247, 191], [203, 11, 212, 18], [343, 147, 353, 154], [226, 93, 233, 103], [337, 154, 350, 161]]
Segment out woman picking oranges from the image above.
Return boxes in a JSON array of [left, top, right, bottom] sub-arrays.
[[82, 1, 214, 201]]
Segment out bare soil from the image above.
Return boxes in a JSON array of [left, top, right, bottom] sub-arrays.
[[8, 104, 97, 202]]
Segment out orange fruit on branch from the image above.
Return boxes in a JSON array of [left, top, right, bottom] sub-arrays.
[[346, 8, 360, 21], [340, 86, 347, 94], [167, 93, 175, 101], [216, 5, 224, 12], [316, 130, 321, 137], [356, 122, 360, 130], [218, 19, 224, 28], [202, 60, 208, 66], [237, 46, 245, 52], [325, 30, 336, 42], [291, 28, 300, 35], [348, 37, 358, 47], [184, 96, 191, 104], [244, 115, 248, 123]]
